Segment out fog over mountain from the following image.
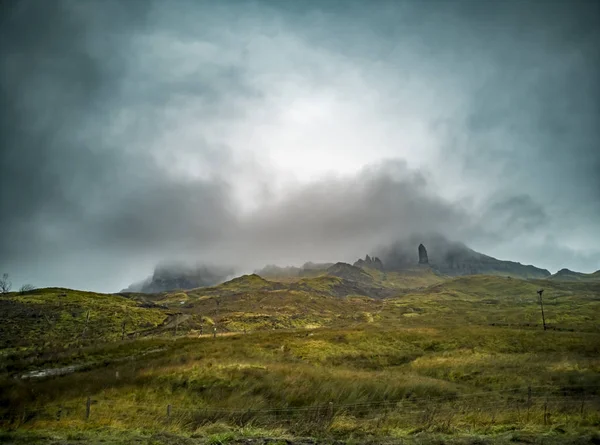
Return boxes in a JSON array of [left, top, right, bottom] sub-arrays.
[[1, 0, 599, 292]]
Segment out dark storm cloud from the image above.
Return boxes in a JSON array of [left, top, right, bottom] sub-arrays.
[[0, 0, 245, 289], [0, 1, 243, 254], [432, 0, 600, 211], [1, 0, 599, 291], [478, 195, 548, 240], [232, 161, 474, 266], [0, 0, 149, 253]]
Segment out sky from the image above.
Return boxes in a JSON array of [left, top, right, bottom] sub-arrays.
[[1, 0, 599, 292]]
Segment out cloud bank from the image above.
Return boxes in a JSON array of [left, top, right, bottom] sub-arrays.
[[1, 0, 599, 291]]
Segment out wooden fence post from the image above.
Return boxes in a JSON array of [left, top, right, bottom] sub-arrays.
[[167, 404, 172, 418], [526, 385, 531, 422], [85, 396, 91, 420]]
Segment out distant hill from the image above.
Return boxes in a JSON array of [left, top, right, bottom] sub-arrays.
[[375, 234, 550, 279], [255, 262, 333, 279], [122, 263, 235, 293], [3, 269, 600, 352], [124, 235, 553, 294], [326, 262, 375, 285], [187, 266, 394, 300], [548, 268, 600, 282], [0, 288, 167, 350]]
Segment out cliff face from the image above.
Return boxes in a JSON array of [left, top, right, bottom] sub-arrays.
[[376, 234, 550, 279]]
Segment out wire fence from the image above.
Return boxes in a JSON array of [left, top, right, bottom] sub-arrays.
[[3, 385, 599, 432]]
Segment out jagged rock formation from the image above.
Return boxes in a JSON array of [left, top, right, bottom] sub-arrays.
[[122, 264, 235, 293], [353, 254, 384, 270], [418, 244, 429, 264], [376, 234, 550, 279]]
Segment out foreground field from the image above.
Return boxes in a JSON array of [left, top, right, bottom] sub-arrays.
[[1, 273, 599, 443]]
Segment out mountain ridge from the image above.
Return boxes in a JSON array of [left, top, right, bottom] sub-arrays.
[[374, 235, 550, 279], [123, 235, 554, 293], [548, 268, 600, 281]]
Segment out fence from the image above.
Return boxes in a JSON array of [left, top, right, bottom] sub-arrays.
[[3, 385, 599, 433]]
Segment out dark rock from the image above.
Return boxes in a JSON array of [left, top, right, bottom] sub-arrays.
[[418, 244, 429, 264], [372, 256, 384, 270], [353, 255, 384, 270]]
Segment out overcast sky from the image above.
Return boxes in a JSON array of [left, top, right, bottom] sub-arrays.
[[1, 0, 599, 292]]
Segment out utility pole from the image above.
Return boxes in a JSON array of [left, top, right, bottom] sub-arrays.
[[537, 289, 547, 331]]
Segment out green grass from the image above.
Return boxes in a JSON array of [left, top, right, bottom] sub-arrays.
[[0, 288, 168, 351], [2, 327, 599, 441], [1, 274, 599, 443]]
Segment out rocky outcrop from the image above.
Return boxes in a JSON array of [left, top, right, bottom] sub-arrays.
[[418, 244, 429, 264], [353, 255, 384, 270], [376, 234, 551, 279]]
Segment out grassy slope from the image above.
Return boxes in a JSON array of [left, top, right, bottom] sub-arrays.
[[1, 326, 599, 443], [0, 269, 445, 352], [1, 274, 599, 443], [0, 288, 168, 352], [380, 275, 600, 332], [143, 268, 449, 333]]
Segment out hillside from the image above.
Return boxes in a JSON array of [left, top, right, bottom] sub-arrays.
[[1, 273, 599, 444], [4, 270, 599, 354], [0, 288, 168, 351], [326, 262, 376, 285], [0, 269, 448, 352], [548, 268, 600, 281]]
